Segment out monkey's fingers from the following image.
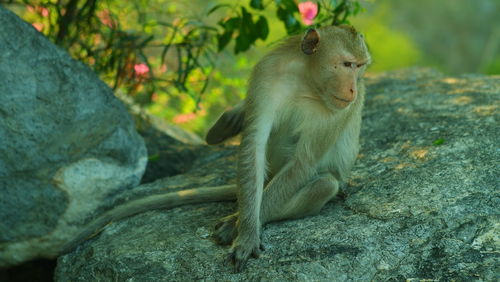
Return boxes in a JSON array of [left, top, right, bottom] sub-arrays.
[[231, 243, 263, 272], [227, 251, 236, 265], [250, 250, 260, 259], [233, 253, 248, 273], [227, 250, 247, 273]]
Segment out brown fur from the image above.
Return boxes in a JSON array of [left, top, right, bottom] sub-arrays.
[[211, 25, 371, 271]]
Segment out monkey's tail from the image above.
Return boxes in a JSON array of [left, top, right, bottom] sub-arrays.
[[60, 184, 237, 255]]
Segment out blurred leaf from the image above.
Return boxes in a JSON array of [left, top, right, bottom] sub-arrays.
[[235, 31, 252, 54], [235, 7, 254, 53], [217, 30, 233, 51], [433, 138, 445, 146], [277, 6, 300, 34], [240, 7, 253, 24], [256, 16, 269, 40], [148, 154, 160, 162], [250, 0, 264, 10], [219, 17, 239, 31], [333, 1, 346, 13], [207, 4, 231, 15], [353, 2, 363, 15], [280, 0, 299, 12]]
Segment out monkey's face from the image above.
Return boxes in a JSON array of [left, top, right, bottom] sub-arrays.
[[303, 26, 370, 111], [319, 55, 368, 110]]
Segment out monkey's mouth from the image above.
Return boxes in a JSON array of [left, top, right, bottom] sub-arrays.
[[332, 95, 352, 103]]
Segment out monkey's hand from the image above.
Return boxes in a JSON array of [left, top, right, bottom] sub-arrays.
[[230, 234, 264, 272]]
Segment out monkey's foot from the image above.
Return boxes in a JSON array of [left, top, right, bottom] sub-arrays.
[[214, 214, 238, 245], [230, 237, 265, 272]]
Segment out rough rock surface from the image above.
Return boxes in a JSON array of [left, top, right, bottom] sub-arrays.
[[55, 68, 499, 281], [0, 7, 147, 267]]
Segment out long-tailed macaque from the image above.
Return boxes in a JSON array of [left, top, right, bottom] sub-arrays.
[[208, 25, 371, 270], [61, 25, 370, 272]]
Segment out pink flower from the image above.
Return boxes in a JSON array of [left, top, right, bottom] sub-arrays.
[[173, 112, 197, 124], [298, 1, 318, 26], [134, 63, 149, 77], [32, 23, 44, 32], [97, 9, 116, 28], [39, 7, 49, 17]]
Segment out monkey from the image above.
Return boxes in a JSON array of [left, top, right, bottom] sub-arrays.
[[208, 25, 371, 271], [60, 25, 370, 273]]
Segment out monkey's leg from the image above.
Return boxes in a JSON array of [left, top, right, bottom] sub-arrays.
[[213, 174, 338, 245], [261, 173, 339, 223]]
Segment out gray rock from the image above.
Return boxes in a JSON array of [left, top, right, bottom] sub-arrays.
[[0, 7, 147, 267], [54, 68, 499, 281]]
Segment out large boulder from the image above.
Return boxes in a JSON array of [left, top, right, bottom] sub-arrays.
[[0, 7, 147, 267], [55, 68, 499, 281]]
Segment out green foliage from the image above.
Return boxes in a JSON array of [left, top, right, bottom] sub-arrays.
[[212, 0, 366, 52], [214, 6, 269, 54], [250, 0, 264, 10], [315, 0, 364, 26], [3, 0, 366, 135], [433, 138, 445, 146], [275, 0, 300, 34]]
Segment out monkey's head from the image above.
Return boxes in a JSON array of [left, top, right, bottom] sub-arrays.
[[301, 25, 371, 111]]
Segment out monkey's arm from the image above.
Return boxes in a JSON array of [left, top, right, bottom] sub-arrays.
[[60, 184, 236, 255], [206, 102, 245, 145], [230, 95, 278, 270]]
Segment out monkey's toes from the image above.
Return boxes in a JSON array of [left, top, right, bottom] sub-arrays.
[[230, 243, 262, 272], [213, 218, 237, 245]]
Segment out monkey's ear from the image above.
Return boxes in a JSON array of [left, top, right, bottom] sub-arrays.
[[301, 28, 320, 55], [206, 106, 245, 145]]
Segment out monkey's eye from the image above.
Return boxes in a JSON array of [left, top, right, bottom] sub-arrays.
[[343, 62, 354, 68], [357, 63, 365, 68]]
